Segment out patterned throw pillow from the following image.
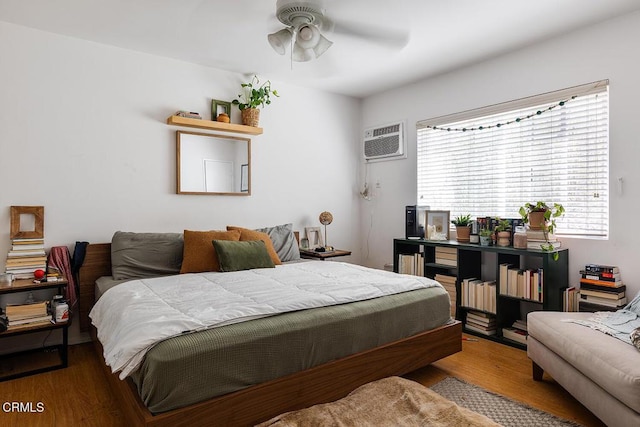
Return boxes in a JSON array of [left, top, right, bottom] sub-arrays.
[[631, 327, 640, 351]]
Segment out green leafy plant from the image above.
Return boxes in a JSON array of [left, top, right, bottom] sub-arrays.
[[451, 214, 472, 227], [519, 201, 565, 259], [518, 202, 565, 236], [479, 228, 493, 237], [494, 218, 511, 232], [232, 75, 279, 111]]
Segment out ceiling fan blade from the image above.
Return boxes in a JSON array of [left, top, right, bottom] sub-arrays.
[[328, 18, 409, 48]]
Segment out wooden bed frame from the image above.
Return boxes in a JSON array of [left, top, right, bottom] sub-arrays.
[[79, 243, 462, 427]]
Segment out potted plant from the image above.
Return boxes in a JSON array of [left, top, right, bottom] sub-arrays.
[[479, 228, 492, 246], [519, 201, 565, 256], [451, 214, 472, 243], [232, 75, 279, 127], [494, 218, 511, 247]]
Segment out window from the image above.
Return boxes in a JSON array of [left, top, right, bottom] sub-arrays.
[[416, 80, 609, 237]]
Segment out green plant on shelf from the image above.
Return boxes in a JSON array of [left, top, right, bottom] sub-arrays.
[[451, 214, 472, 227]]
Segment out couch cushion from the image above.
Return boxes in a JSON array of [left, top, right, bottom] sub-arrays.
[[528, 311, 640, 413], [111, 231, 183, 280]]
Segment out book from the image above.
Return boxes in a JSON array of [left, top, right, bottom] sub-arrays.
[[465, 323, 497, 336], [579, 289, 625, 300], [580, 278, 623, 288], [580, 271, 621, 282], [563, 287, 578, 312], [584, 264, 619, 274], [8, 315, 52, 326], [527, 241, 561, 250], [5, 301, 48, 320], [467, 312, 496, 326], [578, 300, 620, 313], [579, 294, 627, 307], [512, 319, 528, 331], [502, 327, 528, 345]]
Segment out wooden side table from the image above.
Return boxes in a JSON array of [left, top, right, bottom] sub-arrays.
[[0, 278, 70, 381], [300, 249, 352, 260]]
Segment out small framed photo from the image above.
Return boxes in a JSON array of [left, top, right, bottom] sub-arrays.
[[304, 226, 324, 249], [211, 99, 231, 120], [425, 210, 450, 240], [10, 206, 44, 239]]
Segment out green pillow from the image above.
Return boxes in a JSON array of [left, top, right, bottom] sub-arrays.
[[212, 239, 276, 272]]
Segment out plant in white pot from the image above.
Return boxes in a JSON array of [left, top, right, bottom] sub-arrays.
[[479, 228, 493, 246], [451, 214, 472, 243], [232, 75, 279, 127]]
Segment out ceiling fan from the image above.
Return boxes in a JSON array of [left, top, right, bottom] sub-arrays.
[[267, 0, 409, 62]]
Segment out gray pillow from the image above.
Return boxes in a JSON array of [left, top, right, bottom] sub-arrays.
[[255, 223, 300, 262], [111, 231, 184, 280], [213, 240, 275, 272]]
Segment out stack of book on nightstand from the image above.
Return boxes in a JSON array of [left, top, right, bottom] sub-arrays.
[[5, 238, 47, 279], [502, 319, 528, 345], [465, 310, 496, 336], [578, 264, 626, 312], [5, 301, 51, 328]]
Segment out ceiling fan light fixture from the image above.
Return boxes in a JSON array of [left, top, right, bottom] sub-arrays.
[[294, 23, 320, 49], [313, 33, 332, 58], [268, 28, 293, 55], [292, 42, 315, 62]]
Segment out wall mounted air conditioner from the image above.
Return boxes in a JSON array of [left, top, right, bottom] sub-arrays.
[[363, 121, 406, 162]]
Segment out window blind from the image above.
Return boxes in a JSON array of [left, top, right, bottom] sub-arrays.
[[416, 80, 609, 237]]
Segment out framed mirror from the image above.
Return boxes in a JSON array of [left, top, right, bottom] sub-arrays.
[[176, 131, 251, 195]]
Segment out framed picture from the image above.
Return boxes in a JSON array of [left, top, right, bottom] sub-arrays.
[[304, 226, 324, 249], [425, 210, 450, 240], [10, 206, 44, 239], [211, 99, 231, 121], [240, 164, 249, 192]]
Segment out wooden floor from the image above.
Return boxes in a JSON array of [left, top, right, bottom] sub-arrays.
[[0, 336, 605, 427]]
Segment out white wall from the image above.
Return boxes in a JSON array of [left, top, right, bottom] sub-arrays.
[[361, 11, 640, 299], [0, 22, 361, 347]]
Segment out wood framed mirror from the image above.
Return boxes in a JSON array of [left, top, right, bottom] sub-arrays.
[[176, 131, 251, 195]]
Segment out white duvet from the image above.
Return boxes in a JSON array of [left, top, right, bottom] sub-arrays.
[[89, 261, 440, 379]]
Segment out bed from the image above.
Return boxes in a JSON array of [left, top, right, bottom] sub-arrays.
[[78, 228, 461, 426]]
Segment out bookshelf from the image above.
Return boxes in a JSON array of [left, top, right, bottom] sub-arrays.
[[393, 238, 568, 348], [0, 278, 70, 381], [166, 115, 263, 135]]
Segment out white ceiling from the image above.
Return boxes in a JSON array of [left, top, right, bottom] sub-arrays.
[[2, 0, 640, 98]]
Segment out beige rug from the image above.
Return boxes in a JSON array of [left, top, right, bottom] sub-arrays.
[[256, 376, 500, 426]]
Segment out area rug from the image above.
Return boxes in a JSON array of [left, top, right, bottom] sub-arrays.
[[430, 377, 582, 427], [257, 376, 501, 426]]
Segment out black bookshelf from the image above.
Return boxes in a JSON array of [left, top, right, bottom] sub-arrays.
[[393, 238, 569, 349]]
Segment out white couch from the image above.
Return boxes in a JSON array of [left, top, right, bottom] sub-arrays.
[[528, 311, 640, 427]]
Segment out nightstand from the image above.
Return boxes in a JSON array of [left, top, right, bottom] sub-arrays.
[[300, 249, 352, 260], [0, 278, 70, 381]]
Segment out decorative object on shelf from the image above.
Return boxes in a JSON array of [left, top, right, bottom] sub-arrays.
[[469, 220, 479, 244], [425, 210, 450, 240], [518, 201, 565, 256], [451, 214, 472, 243], [175, 110, 202, 119], [319, 211, 334, 250], [212, 99, 232, 122], [232, 75, 279, 127], [304, 226, 323, 249], [494, 219, 511, 247], [166, 115, 263, 135], [10, 206, 44, 239], [513, 226, 528, 249], [479, 228, 492, 246]]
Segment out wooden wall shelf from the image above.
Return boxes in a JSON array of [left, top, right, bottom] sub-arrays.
[[166, 115, 263, 135]]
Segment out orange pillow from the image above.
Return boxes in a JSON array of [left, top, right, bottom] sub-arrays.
[[180, 229, 241, 273], [226, 226, 282, 265]]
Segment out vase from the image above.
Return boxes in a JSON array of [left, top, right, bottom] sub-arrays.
[[479, 236, 491, 246], [241, 108, 260, 127], [456, 226, 471, 243], [497, 231, 511, 247]]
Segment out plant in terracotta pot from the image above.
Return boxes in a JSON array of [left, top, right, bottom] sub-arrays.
[[479, 228, 492, 246], [232, 75, 279, 127], [494, 219, 512, 247], [451, 214, 472, 243], [519, 201, 565, 258]]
